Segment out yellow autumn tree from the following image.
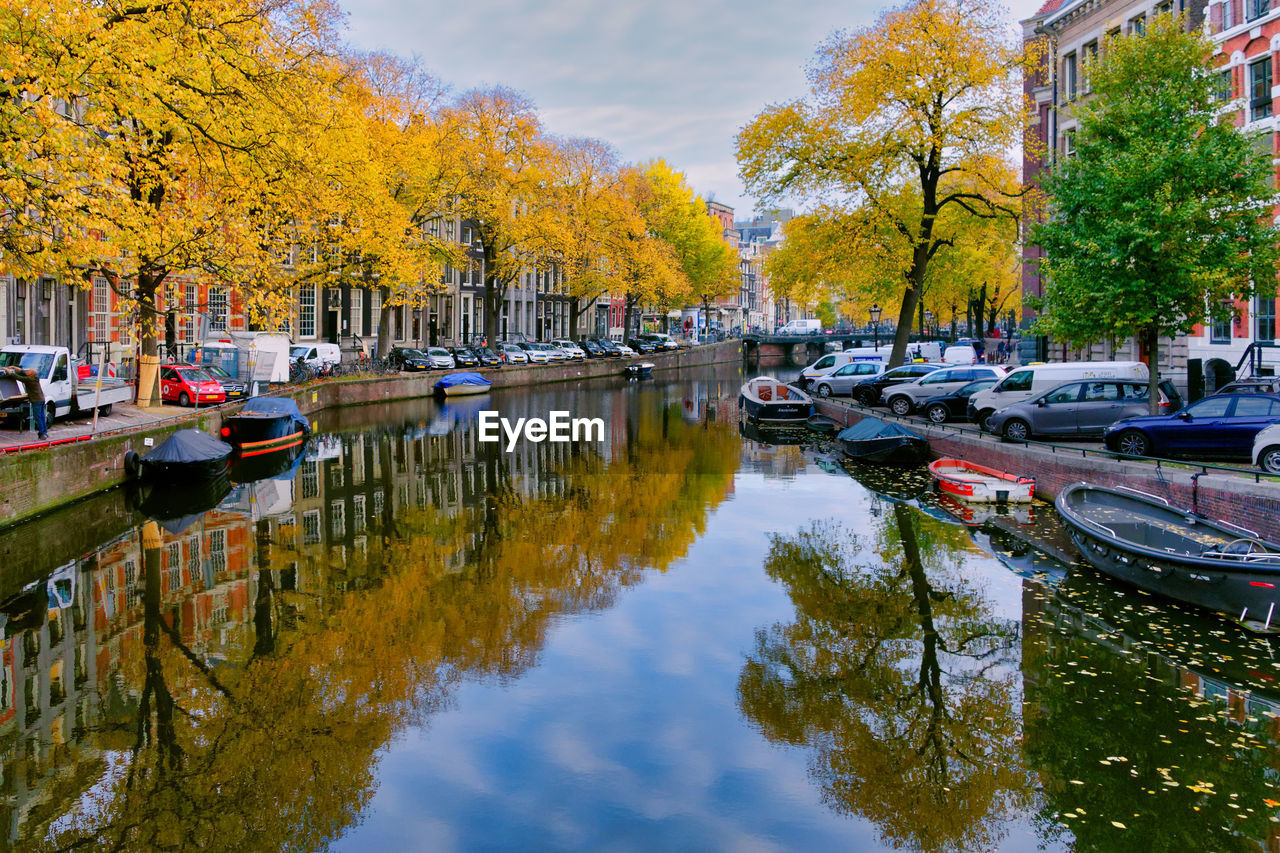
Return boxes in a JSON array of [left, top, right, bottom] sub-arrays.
[[737, 0, 1035, 366], [0, 0, 346, 404]]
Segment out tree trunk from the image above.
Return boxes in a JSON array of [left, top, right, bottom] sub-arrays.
[[623, 296, 637, 345], [135, 270, 162, 407], [703, 297, 711, 341], [376, 287, 395, 356], [1146, 325, 1161, 415], [890, 245, 928, 368]]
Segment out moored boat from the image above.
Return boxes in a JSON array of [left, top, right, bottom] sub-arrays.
[[1056, 483, 1280, 631], [929, 458, 1034, 504], [124, 428, 233, 483], [220, 396, 310, 458], [738, 376, 813, 423], [805, 414, 843, 435], [433, 371, 493, 397], [836, 417, 928, 464], [623, 362, 655, 378]]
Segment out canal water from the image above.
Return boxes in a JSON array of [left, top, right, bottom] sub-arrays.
[[0, 364, 1279, 852]]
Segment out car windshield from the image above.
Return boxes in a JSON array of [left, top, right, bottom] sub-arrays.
[[0, 352, 54, 375], [957, 379, 996, 395], [178, 367, 214, 382], [290, 346, 310, 358], [205, 366, 229, 379], [428, 348, 450, 356]]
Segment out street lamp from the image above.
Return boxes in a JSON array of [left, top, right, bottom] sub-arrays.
[[870, 304, 882, 350], [925, 310, 934, 340]]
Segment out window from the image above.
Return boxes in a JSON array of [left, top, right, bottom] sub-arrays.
[[1187, 396, 1232, 418], [91, 277, 110, 342], [1249, 0, 1270, 20], [1000, 370, 1034, 392], [330, 500, 345, 539], [1063, 52, 1078, 100], [1063, 129, 1077, 158], [1083, 382, 1121, 402], [1211, 303, 1233, 342], [371, 289, 382, 340], [349, 288, 362, 336], [1156, 0, 1173, 14], [1216, 69, 1234, 102], [301, 460, 319, 499], [1251, 57, 1272, 121], [302, 510, 322, 545], [207, 286, 228, 332], [299, 285, 317, 338], [1129, 14, 1146, 35], [1224, 0, 1236, 27], [1083, 41, 1098, 93], [1045, 384, 1083, 404], [1232, 396, 1280, 417], [1258, 297, 1276, 341]]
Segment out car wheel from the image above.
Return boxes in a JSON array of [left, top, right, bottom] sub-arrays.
[[889, 396, 912, 416], [926, 403, 949, 424], [1115, 429, 1150, 457], [178, 392, 190, 407], [855, 388, 876, 407], [1002, 418, 1031, 441], [1260, 446, 1280, 474], [817, 384, 832, 398], [977, 410, 996, 432]]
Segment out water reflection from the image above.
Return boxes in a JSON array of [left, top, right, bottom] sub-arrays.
[[0, 377, 741, 851]]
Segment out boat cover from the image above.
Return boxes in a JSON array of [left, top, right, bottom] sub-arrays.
[[836, 418, 923, 444], [435, 371, 492, 389], [144, 429, 233, 464], [239, 396, 310, 431]]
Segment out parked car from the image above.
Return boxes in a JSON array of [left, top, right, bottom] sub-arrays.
[[800, 351, 884, 390], [1104, 393, 1280, 458], [424, 347, 456, 370], [472, 347, 503, 367], [450, 347, 480, 368], [540, 343, 568, 362], [160, 364, 226, 407], [387, 347, 432, 371], [519, 343, 553, 364], [631, 338, 659, 355], [550, 340, 586, 360], [578, 339, 605, 358], [289, 342, 342, 370], [1215, 379, 1280, 395], [988, 379, 1181, 441], [882, 365, 1007, 416], [920, 378, 1000, 424], [615, 341, 637, 357], [967, 361, 1149, 428], [202, 365, 247, 400], [942, 345, 979, 366], [811, 361, 885, 398], [594, 339, 622, 358], [850, 363, 944, 407], [1253, 423, 1280, 473], [500, 343, 529, 364], [638, 333, 677, 351]]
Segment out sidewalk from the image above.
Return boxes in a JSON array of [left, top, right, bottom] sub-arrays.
[[0, 401, 208, 451]]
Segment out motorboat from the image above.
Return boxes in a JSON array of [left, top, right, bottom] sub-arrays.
[[623, 362, 655, 379], [124, 428, 232, 482], [220, 396, 310, 458], [928, 458, 1034, 504], [433, 371, 493, 397], [836, 417, 928, 464], [805, 414, 844, 435], [1056, 483, 1280, 631], [738, 376, 813, 423]]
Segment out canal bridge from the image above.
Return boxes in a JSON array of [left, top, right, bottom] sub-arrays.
[[741, 332, 923, 367]]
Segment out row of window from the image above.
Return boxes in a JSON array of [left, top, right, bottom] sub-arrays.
[[1210, 297, 1276, 342], [1060, 4, 1176, 102]]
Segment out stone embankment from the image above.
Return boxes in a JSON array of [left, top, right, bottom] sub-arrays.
[[814, 398, 1280, 542], [0, 340, 743, 528]]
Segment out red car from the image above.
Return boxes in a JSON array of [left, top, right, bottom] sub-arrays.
[[160, 364, 226, 406]]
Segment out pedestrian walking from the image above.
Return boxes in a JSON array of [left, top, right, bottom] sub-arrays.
[[2, 366, 47, 439]]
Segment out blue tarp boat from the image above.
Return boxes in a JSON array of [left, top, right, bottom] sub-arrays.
[[434, 371, 493, 397], [836, 417, 929, 464]]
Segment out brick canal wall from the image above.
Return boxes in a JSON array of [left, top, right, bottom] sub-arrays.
[[815, 399, 1280, 542], [0, 340, 743, 528]]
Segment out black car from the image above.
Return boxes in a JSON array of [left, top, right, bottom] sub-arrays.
[[919, 378, 999, 424], [1215, 379, 1280, 395], [850, 363, 944, 407], [578, 339, 604, 358], [387, 347, 431, 371], [632, 338, 659, 355], [203, 365, 248, 400], [472, 347, 503, 367], [450, 347, 480, 368], [594, 339, 623, 358]]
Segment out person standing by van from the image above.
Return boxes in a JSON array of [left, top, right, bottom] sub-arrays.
[[3, 366, 47, 439]]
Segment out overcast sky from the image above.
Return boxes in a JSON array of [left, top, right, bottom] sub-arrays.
[[341, 0, 1046, 220]]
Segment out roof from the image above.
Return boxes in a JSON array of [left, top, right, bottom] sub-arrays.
[[1036, 0, 1068, 15]]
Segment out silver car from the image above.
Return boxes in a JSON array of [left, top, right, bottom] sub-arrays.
[[882, 365, 1007, 416], [811, 361, 884, 398], [425, 347, 456, 369], [987, 379, 1174, 441], [501, 343, 528, 364]]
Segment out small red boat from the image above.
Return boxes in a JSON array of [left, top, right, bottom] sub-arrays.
[[928, 458, 1035, 504]]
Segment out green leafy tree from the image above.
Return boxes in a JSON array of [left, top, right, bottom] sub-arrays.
[[1033, 15, 1279, 412]]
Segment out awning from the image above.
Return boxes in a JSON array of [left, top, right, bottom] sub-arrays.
[[667, 309, 682, 319]]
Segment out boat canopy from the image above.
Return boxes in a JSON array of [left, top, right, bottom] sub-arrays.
[[836, 418, 923, 444], [144, 429, 232, 464], [435, 372, 492, 389], [239, 395, 310, 431]]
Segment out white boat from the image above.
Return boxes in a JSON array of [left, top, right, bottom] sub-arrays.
[[928, 458, 1035, 504], [738, 376, 813, 423], [433, 371, 493, 397]]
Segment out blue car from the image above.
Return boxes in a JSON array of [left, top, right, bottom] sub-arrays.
[[1104, 393, 1280, 459]]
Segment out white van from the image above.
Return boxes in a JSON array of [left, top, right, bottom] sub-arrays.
[[850, 341, 942, 363], [290, 342, 342, 370], [943, 344, 978, 365], [778, 318, 822, 335], [800, 351, 884, 387], [967, 360, 1149, 427]]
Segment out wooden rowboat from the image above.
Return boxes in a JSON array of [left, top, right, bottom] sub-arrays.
[[928, 458, 1035, 503]]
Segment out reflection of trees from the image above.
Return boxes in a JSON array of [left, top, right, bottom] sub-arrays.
[[738, 505, 1029, 852], [31, 401, 739, 851], [1024, 602, 1280, 852]]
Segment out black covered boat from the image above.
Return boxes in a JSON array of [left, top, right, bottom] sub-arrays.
[[1056, 483, 1280, 631], [129, 469, 234, 533], [220, 396, 310, 457], [126, 428, 233, 482], [836, 417, 929, 464]]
